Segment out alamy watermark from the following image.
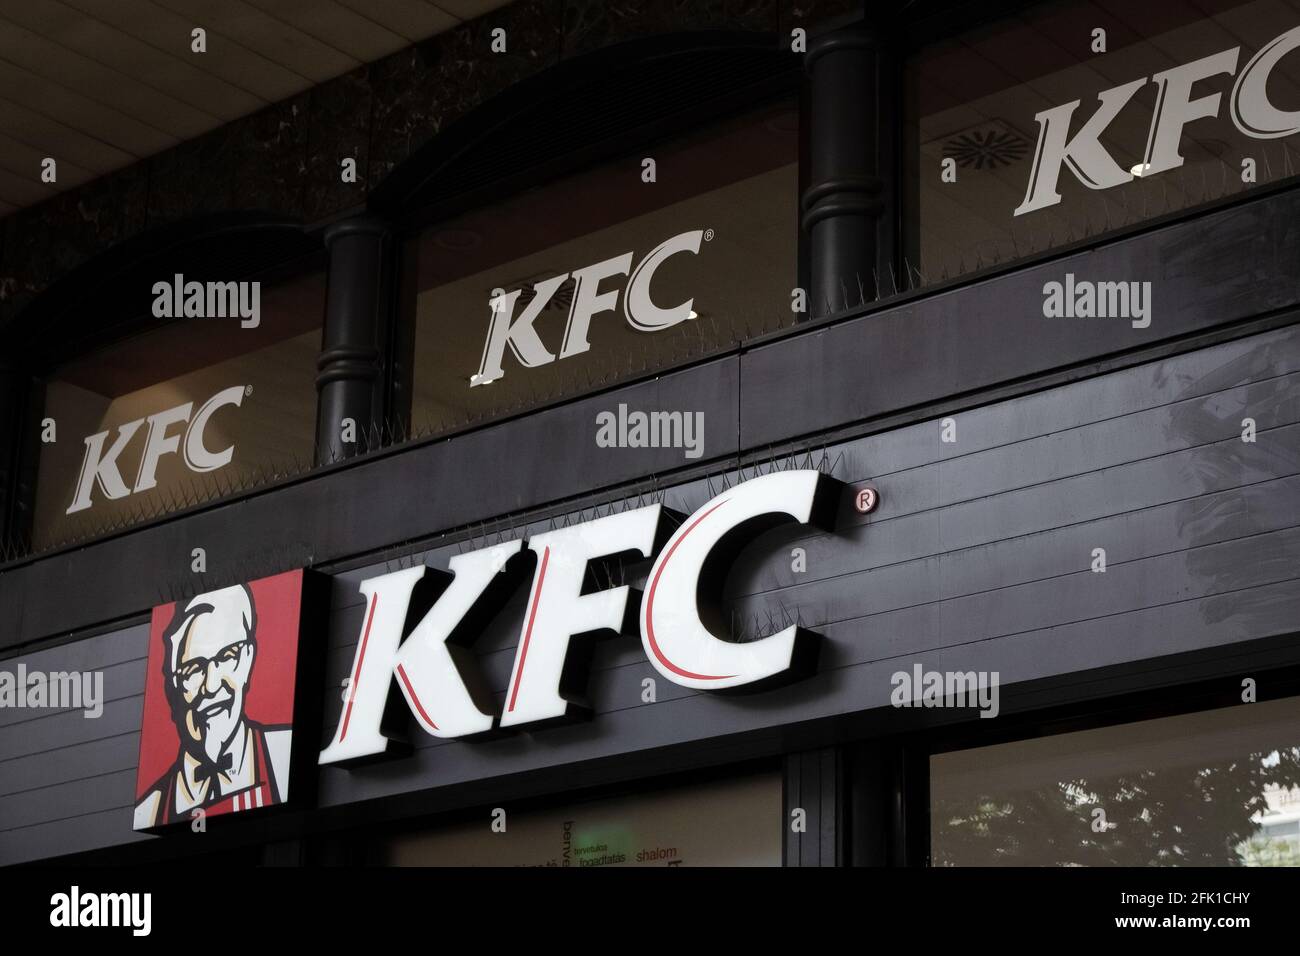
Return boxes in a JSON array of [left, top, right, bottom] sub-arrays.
[[0, 666, 104, 718], [152, 273, 261, 328], [595, 403, 704, 459], [1042, 273, 1151, 329], [890, 664, 1000, 718], [50, 886, 151, 936]]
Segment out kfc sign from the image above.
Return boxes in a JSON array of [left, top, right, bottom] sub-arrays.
[[135, 570, 317, 829], [68, 384, 246, 515], [320, 470, 839, 765], [473, 229, 706, 386], [1017, 23, 1300, 215]]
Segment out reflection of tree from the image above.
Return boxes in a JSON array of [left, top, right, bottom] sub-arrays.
[[933, 747, 1300, 866], [1239, 833, 1300, 867]]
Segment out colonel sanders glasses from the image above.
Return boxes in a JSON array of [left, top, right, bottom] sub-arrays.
[[173, 639, 248, 692]]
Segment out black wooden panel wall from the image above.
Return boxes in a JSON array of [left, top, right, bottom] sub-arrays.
[[742, 185, 1300, 448], [5, 323, 1295, 864], [307, 324, 1300, 811], [0, 623, 153, 862], [784, 749, 843, 867]]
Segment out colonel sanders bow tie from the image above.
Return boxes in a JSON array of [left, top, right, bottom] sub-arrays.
[[194, 753, 234, 799]]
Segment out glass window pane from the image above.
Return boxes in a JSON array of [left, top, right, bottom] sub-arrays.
[[404, 100, 798, 437], [377, 772, 782, 866], [931, 696, 1300, 866], [31, 271, 325, 548], [906, 0, 1300, 283]]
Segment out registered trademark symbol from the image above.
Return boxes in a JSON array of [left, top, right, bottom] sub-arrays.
[[854, 486, 879, 514], [244, 385, 253, 398], [703, 228, 715, 242]]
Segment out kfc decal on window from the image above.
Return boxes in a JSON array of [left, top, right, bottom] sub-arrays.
[[472, 229, 707, 386], [68, 384, 246, 516], [1016, 23, 1300, 216], [134, 569, 314, 830]]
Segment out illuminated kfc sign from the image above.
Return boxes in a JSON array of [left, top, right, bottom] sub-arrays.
[[130, 471, 843, 824], [134, 570, 319, 830], [320, 470, 840, 765]]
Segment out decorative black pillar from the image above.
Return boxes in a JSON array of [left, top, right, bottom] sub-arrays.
[[848, 740, 927, 866], [316, 217, 390, 465], [803, 24, 895, 318], [0, 362, 36, 550], [784, 748, 847, 866]]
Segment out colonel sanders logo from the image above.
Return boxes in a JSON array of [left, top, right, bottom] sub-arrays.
[[134, 573, 304, 829]]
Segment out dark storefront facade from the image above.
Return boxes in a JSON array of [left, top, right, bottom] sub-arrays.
[[1, 0, 1299, 868]]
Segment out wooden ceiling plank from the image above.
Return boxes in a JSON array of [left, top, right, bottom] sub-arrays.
[[430, 0, 512, 22], [333, 0, 457, 40], [7, 0, 268, 120], [239, 0, 409, 62], [150, 0, 360, 81], [0, 96, 135, 171], [0, 59, 172, 156], [0, 17, 216, 138], [0, 0, 480, 216], [0, 160, 97, 198], [0, 165, 63, 206], [60, 0, 310, 103], [0, 129, 97, 182]]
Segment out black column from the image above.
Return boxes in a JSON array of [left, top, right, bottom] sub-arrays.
[[316, 217, 390, 465], [0, 362, 37, 551], [848, 738, 930, 866], [803, 24, 895, 318], [783, 748, 846, 866]]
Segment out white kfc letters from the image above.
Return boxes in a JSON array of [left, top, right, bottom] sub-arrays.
[[1016, 23, 1300, 216], [320, 470, 841, 766], [474, 229, 704, 385], [641, 470, 833, 690], [499, 505, 665, 727], [67, 384, 246, 515], [320, 540, 525, 763]]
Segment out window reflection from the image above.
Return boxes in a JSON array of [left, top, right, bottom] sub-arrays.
[[375, 772, 782, 867], [931, 696, 1300, 866], [31, 271, 325, 549], [906, 0, 1300, 283], [403, 100, 799, 438]]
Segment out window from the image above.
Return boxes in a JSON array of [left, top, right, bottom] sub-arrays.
[[401, 99, 799, 438], [931, 696, 1300, 866], [376, 771, 783, 867], [30, 271, 325, 549], [906, 0, 1300, 283]]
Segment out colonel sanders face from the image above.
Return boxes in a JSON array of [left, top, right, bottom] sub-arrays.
[[165, 586, 257, 765]]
